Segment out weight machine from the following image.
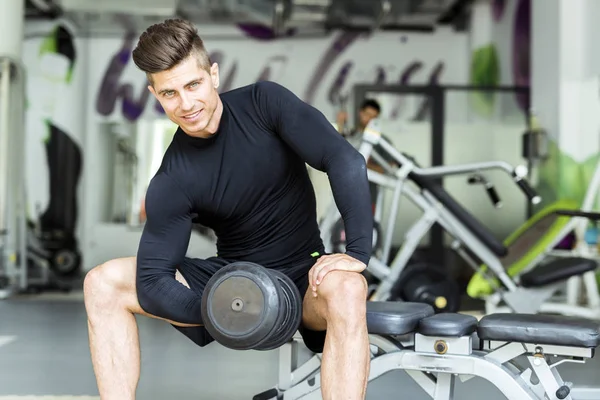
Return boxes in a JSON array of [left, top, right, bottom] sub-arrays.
[[320, 118, 600, 317], [0, 57, 78, 298]]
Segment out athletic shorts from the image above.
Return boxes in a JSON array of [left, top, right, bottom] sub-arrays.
[[172, 255, 327, 354]]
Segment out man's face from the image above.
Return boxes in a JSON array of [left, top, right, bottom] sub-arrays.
[[358, 106, 379, 130], [149, 55, 221, 138]]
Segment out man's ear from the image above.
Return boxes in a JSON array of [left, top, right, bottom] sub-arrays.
[[148, 85, 157, 98], [210, 62, 220, 89]]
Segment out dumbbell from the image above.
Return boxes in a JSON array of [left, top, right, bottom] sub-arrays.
[[201, 261, 303, 351]]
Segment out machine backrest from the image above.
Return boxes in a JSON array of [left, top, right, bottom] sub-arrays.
[[408, 172, 509, 257]]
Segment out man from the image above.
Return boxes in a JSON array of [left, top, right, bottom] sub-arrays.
[[336, 99, 381, 142], [83, 18, 373, 400]]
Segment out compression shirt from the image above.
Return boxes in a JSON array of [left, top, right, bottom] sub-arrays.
[[136, 81, 373, 323]]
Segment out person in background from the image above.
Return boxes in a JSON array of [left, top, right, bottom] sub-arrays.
[[336, 99, 381, 141]]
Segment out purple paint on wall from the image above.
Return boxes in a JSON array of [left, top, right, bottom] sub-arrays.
[[492, 0, 506, 22], [237, 23, 296, 40], [328, 61, 353, 106], [513, 0, 530, 111], [413, 62, 445, 121], [390, 61, 423, 118], [256, 56, 288, 82], [95, 29, 447, 122], [303, 31, 365, 104], [96, 32, 164, 121]]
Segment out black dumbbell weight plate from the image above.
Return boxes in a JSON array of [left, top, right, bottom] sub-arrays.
[[394, 262, 461, 313], [201, 262, 282, 350], [255, 269, 303, 351]]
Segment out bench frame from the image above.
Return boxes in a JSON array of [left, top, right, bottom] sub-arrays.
[[254, 331, 600, 400]]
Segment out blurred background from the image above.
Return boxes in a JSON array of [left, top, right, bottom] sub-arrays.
[[1, 0, 600, 399]]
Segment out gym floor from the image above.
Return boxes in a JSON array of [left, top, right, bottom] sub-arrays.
[[1, 292, 599, 400]]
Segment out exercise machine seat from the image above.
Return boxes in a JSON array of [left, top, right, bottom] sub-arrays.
[[418, 313, 478, 337], [466, 199, 579, 299], [366, 302, 434, 335], [478, 313, 600, 348], [520, 257, 598, 288]]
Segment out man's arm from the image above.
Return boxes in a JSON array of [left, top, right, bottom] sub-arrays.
[[253, 81, 373, 265], [135, 173, 202, 324]]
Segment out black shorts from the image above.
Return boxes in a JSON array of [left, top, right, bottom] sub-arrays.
[[172, 255, 327, 354]]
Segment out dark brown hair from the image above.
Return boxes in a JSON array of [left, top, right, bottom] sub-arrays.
[[132, 18, 211, 84]]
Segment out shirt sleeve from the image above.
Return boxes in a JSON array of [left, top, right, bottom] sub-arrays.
[[253, 81, 373, 265], [135, 173, 202, 324]]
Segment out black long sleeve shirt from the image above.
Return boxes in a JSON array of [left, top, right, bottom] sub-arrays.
[[136, 81, 373, 323]]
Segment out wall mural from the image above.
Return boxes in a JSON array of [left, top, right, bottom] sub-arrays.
[[469, 0, 530, 117], [94, 28, 452, 124]]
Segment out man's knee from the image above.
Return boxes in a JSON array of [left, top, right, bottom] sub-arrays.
[[84, 257, 136, 310], [318, 271, 368, 320]]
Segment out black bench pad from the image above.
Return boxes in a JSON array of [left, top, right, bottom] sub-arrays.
[[367, 302, 434, 335], [478, 313, 600, 348], [418, 313, 478, 337], [520, 257, 597, 288]]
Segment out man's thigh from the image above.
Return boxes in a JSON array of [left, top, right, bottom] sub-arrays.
[[283, 259, 328, 354]]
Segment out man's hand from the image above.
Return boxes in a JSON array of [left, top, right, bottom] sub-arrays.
[[309, 254, 366, 297]]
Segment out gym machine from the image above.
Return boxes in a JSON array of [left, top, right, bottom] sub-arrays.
[[320, 118, 600, 317], [0, 57, 79, 298]]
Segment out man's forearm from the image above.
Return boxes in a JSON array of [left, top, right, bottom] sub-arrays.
[[326, 150, 373, 265]]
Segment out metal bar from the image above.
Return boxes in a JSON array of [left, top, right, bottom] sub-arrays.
[[430, 86, 445, 266], [353, 83, 529, 94], [0, 59, 11, 235]]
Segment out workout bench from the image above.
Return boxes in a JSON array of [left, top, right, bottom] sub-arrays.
[[254, 302, 600, 400]]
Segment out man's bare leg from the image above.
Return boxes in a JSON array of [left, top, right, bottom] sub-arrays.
[[302, 270, 370, 400], [83, 257, 198, 400]]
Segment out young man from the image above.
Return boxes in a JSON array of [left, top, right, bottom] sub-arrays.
[[83, 18, 374, 400], [336, 98, 381, 140]]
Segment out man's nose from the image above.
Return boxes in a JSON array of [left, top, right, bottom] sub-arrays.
[[180, 93, 193, 110]]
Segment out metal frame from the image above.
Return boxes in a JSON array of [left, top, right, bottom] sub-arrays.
[[319, 118, 600, 318], [256, 327, 599, 400], [0, 57, 27, 298], [352, 83, 532, 265]]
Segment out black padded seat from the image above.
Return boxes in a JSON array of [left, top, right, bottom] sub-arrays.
[[418, 313, 478, 337], [520, 257, 597, 288], [478, 313, 600, 348], [367, 302, 434, 335]]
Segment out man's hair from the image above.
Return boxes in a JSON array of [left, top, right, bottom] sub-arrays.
[[360, 99, 381, 114], [132, 18, 211, 84]]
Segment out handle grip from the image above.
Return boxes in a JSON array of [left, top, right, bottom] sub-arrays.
[[485, 185, 502, 208], [514, 175, 541, 204]]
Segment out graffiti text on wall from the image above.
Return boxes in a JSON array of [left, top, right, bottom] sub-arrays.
[[96, 31, 445, 122]]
